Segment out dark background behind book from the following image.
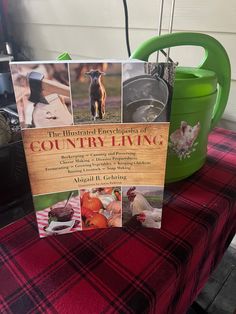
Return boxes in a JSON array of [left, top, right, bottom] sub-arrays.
[[0, 59, 33, 229]]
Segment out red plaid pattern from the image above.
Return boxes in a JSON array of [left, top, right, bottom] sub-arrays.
[[1, 128, 236, 314]]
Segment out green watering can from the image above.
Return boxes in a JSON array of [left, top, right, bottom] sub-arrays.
[[131, 32, 231, 183]]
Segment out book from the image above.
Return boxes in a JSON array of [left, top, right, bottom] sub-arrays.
[[10, 60, 175, 237]]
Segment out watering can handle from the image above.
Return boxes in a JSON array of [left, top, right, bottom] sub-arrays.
[[131, 32, 231, 129]]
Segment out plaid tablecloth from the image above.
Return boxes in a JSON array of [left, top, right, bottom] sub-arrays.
[[1, 128, 236, 314]]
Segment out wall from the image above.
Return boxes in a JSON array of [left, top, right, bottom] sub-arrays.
[[7, 0, 236, 129]]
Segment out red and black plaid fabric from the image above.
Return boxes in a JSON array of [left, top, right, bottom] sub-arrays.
[[1, 128, 236, 314]]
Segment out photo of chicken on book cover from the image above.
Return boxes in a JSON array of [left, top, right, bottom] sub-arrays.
[[10, 60, 176, 237]]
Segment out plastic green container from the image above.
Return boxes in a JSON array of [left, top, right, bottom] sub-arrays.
[[131, 32, 231, 183], [57, 52, 72, 60]]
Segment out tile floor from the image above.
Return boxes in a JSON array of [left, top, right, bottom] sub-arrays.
[[188, 243, 236, 314]]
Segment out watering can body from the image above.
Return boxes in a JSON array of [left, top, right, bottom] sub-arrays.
[[131, 33, 231, 183]]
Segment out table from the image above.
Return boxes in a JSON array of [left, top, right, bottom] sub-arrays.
[[1, 128, 236, 314]]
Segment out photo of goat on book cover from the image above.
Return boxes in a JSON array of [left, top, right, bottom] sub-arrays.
[[10, 60, 175, 237]]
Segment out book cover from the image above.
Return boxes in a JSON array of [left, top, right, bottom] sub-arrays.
[[10, 60, 175, 237]]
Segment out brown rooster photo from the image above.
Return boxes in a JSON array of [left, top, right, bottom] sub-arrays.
[[122, 186, 163, 228]]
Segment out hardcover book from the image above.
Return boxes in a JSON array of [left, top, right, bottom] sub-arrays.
[[10, 60, 175, 237]]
